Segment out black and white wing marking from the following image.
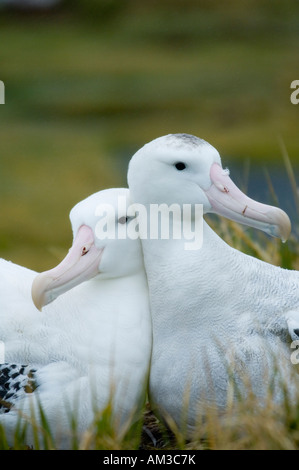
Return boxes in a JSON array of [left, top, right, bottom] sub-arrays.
[[0, 364, 37, 413]]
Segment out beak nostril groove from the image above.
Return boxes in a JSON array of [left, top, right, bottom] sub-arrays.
[[81, 246, 89, 256]]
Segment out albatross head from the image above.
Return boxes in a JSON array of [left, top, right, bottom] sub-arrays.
[[128, 133, 291, 242], [32, 188, 142, 311]]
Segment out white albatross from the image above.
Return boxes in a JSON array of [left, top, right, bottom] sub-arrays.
[[127, 133, 299, 434], [0, 188, 151, 449]]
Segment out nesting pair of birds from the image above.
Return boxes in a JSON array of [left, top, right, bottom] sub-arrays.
[[0, 134, 298, 448]]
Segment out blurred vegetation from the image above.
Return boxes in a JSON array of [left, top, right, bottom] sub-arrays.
[[0, 0, 298, 270]]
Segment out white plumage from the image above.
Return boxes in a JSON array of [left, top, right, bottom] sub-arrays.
[[0, 188, 152, 448], [128, 133, 299, 434]]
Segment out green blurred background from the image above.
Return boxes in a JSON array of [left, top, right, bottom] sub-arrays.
[[0, 0, 298, 271]]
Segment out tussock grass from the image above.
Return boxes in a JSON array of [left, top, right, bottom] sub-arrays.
[[0, 396, 144, 450], [4, 358, 298, 451], [142, 366, 299, 451]]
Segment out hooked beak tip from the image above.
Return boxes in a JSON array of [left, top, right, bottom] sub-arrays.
[[278, 211, 291, 243], [206, 163, 292, 241], [30, 225, 102, 312], [31, 274, 48, 312]]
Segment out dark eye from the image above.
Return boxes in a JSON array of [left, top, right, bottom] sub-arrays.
[[175, 162, 186, 171], [118, 216, 129, 225]]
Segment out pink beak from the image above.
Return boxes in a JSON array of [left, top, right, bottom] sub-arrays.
[[31, 225, 104, 311], [205, 163, 291, 242]]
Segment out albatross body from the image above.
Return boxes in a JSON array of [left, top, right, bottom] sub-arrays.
[[127, 133, 299, 433], [0, 188, 151, 448]]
